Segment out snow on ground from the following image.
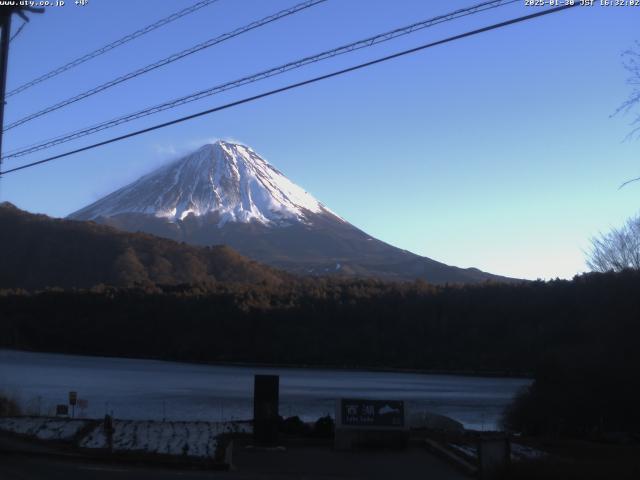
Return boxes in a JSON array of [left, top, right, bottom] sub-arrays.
[[0, 417, 89, 441], [0, 416, 251, 459], [448, 442, 477, 459], [448, 442, 547, 462], [79, 419, 251, 458], [511, 442, 547, 460]]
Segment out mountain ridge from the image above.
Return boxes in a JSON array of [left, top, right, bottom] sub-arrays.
[[69, 140, 516, 284], [0, 201, 286, 290]]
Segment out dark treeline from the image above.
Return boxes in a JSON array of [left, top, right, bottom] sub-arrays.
[[0, 202, 286, 289], [2, 270, 640, 434]]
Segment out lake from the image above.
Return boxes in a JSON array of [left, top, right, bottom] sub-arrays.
[[0, 349, 530, 430]]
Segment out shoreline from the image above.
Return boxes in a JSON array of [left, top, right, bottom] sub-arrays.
[[0, 348, 533, 380]]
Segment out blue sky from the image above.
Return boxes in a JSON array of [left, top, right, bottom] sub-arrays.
[[1, 0, 638, 280]]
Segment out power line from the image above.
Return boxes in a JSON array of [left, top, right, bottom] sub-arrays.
[[9, 20, 26, 43], [0, 5, 44, 180], [5, 0, 222, 98], [2, 0, 518, 160], [3, 0, 328, 132], [0, 3, 578, 177]]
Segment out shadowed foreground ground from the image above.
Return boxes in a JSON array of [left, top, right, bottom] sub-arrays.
[[0, 434, 467, 480]]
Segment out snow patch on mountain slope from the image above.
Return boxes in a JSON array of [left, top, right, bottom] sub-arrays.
[[69, 140, 339, 226]]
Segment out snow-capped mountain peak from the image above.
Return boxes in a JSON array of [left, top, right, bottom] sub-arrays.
[[70, 140, 336, 226], [67, 140, 513, 284]]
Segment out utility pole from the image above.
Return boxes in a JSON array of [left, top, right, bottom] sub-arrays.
[[0, 6, 43, 176], [0, 9, 12, 172]]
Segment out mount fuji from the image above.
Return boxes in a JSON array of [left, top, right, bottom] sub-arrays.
[[69, 140, 510, 284]]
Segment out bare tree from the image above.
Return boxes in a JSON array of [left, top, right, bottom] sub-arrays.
[[587, 214, 640, 272], [617, 42, 640, 136], [589, 45, 640, 271], [618, 43, 640, 188]]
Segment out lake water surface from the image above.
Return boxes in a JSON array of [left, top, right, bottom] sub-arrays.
[[0, 349, 530, 430]]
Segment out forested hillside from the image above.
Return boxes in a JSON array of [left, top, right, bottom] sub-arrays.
[[0, 202, 286, 289], [2, 271, 638, 379]]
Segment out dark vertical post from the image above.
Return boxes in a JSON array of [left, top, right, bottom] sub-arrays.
[[104, 414, 114, 453], [478, 435, 511, 479], [68, 390, 77, 418], [253, 374, 279, 445], [0, 10, 11, 172]]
